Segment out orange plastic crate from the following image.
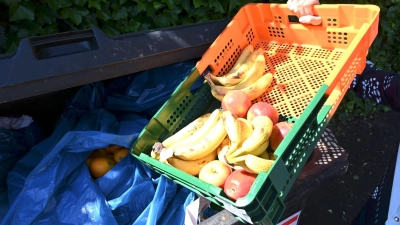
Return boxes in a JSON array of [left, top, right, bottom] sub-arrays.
[[132, 3, 380, 224], [197, 3, 379, 121]]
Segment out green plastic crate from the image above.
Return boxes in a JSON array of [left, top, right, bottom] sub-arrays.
[[130, 3, 379, 224]]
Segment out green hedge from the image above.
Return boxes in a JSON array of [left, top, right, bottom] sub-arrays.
[[0, 0, 397, 121]]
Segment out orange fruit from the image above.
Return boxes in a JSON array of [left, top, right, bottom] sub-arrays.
[[86, 157, 94, 167], [114, 148, 129, 163], [89, 157, 115, 178], [90, 148, 109, 158], [104, 145, 124, 154]]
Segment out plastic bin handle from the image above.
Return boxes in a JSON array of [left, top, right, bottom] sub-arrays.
[[27, 29, 103, 60]]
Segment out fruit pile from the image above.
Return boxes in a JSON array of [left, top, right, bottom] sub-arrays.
[[150, 44, 295, 201], [86, 145, 129, 179]]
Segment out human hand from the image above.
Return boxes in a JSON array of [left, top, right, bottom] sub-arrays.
[[287, 0, 322, 25]]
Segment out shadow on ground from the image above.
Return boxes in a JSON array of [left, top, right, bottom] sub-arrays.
[[298, 110, 400, 225]]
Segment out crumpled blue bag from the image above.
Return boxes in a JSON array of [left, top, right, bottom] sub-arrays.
[[3, 76, 195, 225], [105, 59, 204, 114]]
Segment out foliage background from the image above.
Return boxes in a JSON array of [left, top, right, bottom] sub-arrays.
[[0, 0, 398, 122]]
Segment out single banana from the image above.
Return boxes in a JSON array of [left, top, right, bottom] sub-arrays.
[[238, 118, 253, 144], [174, 118, 227, 160], [167, 149, 217, 176], [161, 112, 211, 148], [206, 72, 272, 102], [245, 154, 275, 174], [242, 138, 270, 157], [151, 150, 160, 160], [210, 45, 254, 86], [216, 136, 230, 156], [217, 143, 230, 165], [222, 110, 241, 156], [258, 150, 270, 160], [226, 118, 253, 157], [169, 109, 222, 149], [226, 116, 273, 162], [233, 161, 256, 174]]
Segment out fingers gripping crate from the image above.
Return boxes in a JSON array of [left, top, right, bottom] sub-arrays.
[[131, 3, 379, 224]]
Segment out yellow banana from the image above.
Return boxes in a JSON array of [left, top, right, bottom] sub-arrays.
[[174, 118, 227, 160], [226, 118, 253, 157], [242, 138, 270, 157], [226, 116, 273, 162], [166, 149, 217, 176], [233, 161, 256, 174], [151, 151, 160, 160], [216, 136, 230, 156], [206, 73, 272, 103], [161, 112, 211, 148], [210, 45, 254, 86], [217, 143, 230, 165], [258, 150, 270, 160], [244, 154, 275, 174], [238, 118, 253, 144], [169, 109, 222, 149], [222, 110, 241, 156]]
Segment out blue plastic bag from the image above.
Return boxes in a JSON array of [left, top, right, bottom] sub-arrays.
[[3, 65, 195, 225], [105, 59, 204, 113]]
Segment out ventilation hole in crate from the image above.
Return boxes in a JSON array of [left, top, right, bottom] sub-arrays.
[[326, 18, 338, 27], [217, 45, 241, 76], [306, 68, 330, 90], [255, 81, 284, 105], [326, 61, 336, 70], [282, 78, 309, 100], [298, 59, 325, 74], [274, 63, 301, 83], [246, 28, 255, 45], [276, 44, 294, 54], [275, 102, 291, 119], [327, 31, 348, 45], [262, 42, 279, 52], [274, 15, 283, 23], [268, 54, 292, 68], [290, 93, 314, 118], [268, 27, 285, 38], [292, 46, 314, 57], [311, 49, 332, 59]]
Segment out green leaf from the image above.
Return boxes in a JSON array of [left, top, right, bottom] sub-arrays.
[[137, 1, 147, 12], [153, 13, 171, 28], [119, 0, 127, 4], [112, 6, 128, 20], [9, 2, 35, 22], [228, 0, 241, 11], [153, 1, 163, 10], [180, 0, 190, 12], [46, 0, 72, 10], [161, 0, 174, 9], [101, 22, 120, 36], [61, 6, 89, 25], [128, 20, 141, 32], [6, 36, 19, 53], [209, 1, 225, 13], [193, 0, 205, 8], [36, 6, 57, 24], [88, 0, 101, 10], [96, 3, 111, 21], [72, 0, 88, 6], [3, 0, 20, 7]]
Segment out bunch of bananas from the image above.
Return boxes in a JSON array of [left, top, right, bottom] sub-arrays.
[[151, 108, 277, 176], [204, 44, 273, 101]]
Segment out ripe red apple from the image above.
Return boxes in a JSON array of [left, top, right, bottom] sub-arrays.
[[269, 121, 294, 151], [224, 170, 257, 201], [221, 90, 252, 118], [247, 102, 279, 124], [199, 160, 232, 188]]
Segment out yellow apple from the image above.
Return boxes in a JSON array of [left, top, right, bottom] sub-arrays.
[[198, 160, 232, 188]]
